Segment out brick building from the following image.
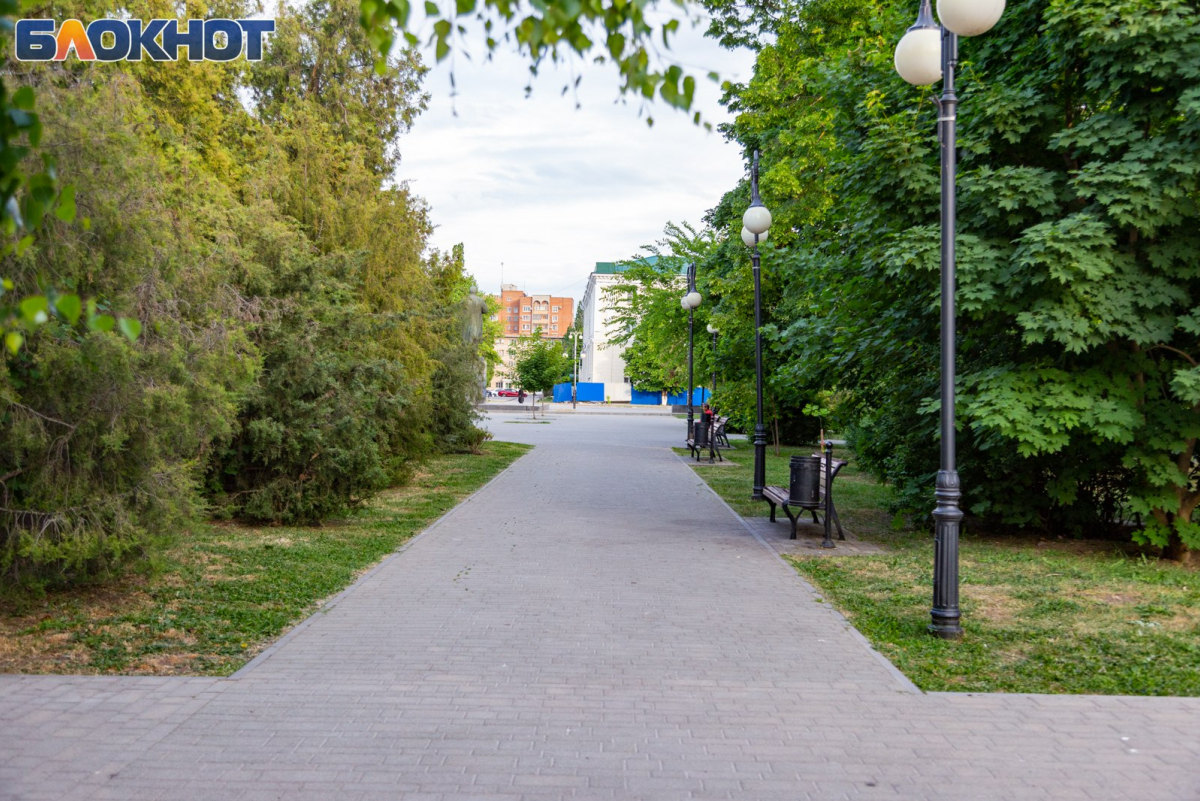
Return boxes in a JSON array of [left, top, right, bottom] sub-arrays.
[[489, 285, 574, 390]]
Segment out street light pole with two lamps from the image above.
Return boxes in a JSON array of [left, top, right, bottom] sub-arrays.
[[741, 152, 771, 501], [893, 0, 1006, 639], [681, 262, 702, 444], [707, 323, 719, 464]]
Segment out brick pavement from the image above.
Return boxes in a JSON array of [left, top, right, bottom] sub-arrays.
[[2, 414, 1198, 800]]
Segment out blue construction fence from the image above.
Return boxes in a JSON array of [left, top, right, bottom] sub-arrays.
[[551, 384, 704, 404], [666, 388, 711, 406], [551, 382, 605, 402]]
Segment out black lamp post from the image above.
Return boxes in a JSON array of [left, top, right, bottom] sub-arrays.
[[681, 262, 702, 444], [707, 323, 719, 464], [741, 152, 771, 501], [571, 330, 579, 410], [894, 0, 1005, 640]]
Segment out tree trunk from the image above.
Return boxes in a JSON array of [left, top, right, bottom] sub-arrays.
[[1162, 532, 1192, 564]]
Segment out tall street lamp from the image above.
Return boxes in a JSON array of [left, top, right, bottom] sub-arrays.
[[894, 0, 1005, 640], [681, 262, 702, 444], [707, 323, 719, 464], [570, 330, 579, 410], [742, 151, 771, 501]]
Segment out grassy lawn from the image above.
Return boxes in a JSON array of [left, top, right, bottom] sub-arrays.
[[679, 442, 1200, 696], [0, 441, 531, 676]]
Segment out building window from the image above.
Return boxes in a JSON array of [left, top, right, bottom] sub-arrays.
[[551, 316, 558, 322], [523, 306, 531, 312], [522, 324, 530, 330], [551, 325, 558, 331]]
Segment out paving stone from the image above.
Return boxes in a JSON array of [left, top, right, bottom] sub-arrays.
[[2, 414, 1199, 800]]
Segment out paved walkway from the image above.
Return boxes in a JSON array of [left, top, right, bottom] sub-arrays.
[[2, 414, 1198, 800]]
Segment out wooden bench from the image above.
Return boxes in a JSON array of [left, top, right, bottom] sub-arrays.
[[686, 415, 722, 461], [763, 454, 847, 542], [712, 416, 732, 448]]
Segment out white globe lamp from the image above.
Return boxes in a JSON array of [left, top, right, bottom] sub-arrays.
[[937, 0, 1004, 36], [743, 204, 771, 236], [894, 26, 942, 86], [741, 227, 768, 248]]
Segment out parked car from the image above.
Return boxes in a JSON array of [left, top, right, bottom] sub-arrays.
[[496, 388, 519, 397]]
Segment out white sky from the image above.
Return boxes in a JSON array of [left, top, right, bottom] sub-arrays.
[[394, 16, 757, 303]]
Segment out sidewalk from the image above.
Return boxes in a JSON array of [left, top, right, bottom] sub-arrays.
[[2, 414, 1198, 800]]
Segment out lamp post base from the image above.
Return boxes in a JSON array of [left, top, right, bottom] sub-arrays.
[[931, 468, 963, 639], [928, 613, 963, 640], [751, 423, 767, 500]]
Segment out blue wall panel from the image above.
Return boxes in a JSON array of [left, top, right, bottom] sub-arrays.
[[630, 388, 663, 405], [552, 383, 572, 403], [576, 382, 604, 402], [667, 388, 711, 406]]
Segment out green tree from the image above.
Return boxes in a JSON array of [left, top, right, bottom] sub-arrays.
[[605, 245, 693, 394], [707, 0, 1200, 559], [210, 0, 486, 521], [2, 57, 257, 585], [1, 0, 495, 584], [510, 329, 569, 417]]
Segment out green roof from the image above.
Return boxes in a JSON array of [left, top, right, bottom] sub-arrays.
[[593, 255, 686, 274]]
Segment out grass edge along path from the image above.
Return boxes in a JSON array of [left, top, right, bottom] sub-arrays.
[[0, 441, 532, 677], [679, 442, 1200, 697]]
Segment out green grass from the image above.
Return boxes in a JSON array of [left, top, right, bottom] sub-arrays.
[[0, 441, 531, 676], [792, 542, 1200, 695], [679, 442, 1200, 696]]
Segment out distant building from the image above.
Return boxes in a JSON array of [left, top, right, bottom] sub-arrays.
[[489, 285, 574, 389], [579, 257, 679, 402]]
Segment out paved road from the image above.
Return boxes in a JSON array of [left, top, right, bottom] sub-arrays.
[[2, 414, 1198, 800]]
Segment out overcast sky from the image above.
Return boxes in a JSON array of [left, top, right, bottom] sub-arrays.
[[393, 17, 758, 303]]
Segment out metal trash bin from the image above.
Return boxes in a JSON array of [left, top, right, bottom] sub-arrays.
[[790, 455, 822, 505], [693, 419, 709, 449]]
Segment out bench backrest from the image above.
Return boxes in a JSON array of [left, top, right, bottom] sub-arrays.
[[813, 455, 847, 497]]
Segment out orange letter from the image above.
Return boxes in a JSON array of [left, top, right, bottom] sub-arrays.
[[54, 19, 95, 60]]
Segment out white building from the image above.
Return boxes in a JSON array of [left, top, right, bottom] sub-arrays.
[[579, 257, 680, 402], [579, 262, 631, 401]]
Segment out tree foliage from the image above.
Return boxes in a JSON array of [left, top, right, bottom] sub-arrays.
[[359, 0, 722, 125], [510, 329, 570, 396], [1, 0, 490, 587], [688, 0, 1200, 559]]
